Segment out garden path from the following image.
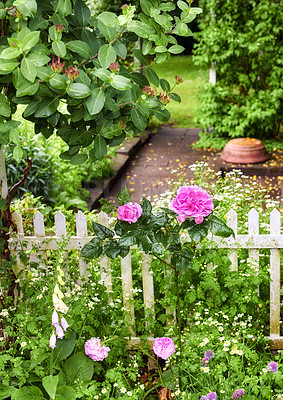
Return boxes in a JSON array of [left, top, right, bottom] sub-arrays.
[[97, 127, 283, 207]]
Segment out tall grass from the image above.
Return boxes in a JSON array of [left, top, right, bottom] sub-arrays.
[[151, 55, 208, 128]]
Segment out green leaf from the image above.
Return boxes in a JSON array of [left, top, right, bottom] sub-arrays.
[[52, 41, 66, 57], [20, 58, 37, 82], [23, 101, 39, 117], [0, 386, 16, 400], [170, 93, 181, 103], [97, 11, 119, 27], [37, 66, 53, 80], [130, 72, 149, 88], [70, 153, 88, 165], [155, 45, 167, 53], [131, 108, 147, 131], [0, 93, 10, 117], [13, 145, 24, 162], [92, 222, 114, 240], [133, 49, 149, 65], [146, 67, 159, 87], [136, 232, 152, 252], [154, 15, 171, 30], [98, 44, 116, 69], [117, 187, 131, 205], [74, 0, 91, 26], [49, 73, 67, 90], [42, 375, 59, 399], [67, 83, 91, 99], [119, 234, 137, 246], [81, 237, 103, 258], [113, 41, 127, 59], [0, 58, 19, 74], [14, 0, 37, 17], [142, 40, 153, 55], [66, 40, 91, 58], [177, 0, 189, 11], [160, 2, 175, 11], [94, 68, 111, 82], [154, 108, 170, 122], [208, 215, 235, 238], [93, 135, 107, 160], [187, 220, 209, 243], [97, 20, 117, 42], [111, 75, 132, 90], [11, 386, 45, 400], [160, 78, 170, 92], [55, 386, 76, 400], [54, 0, 72, 17], [85, 88, 105, 115], [140, 0, 157, 16], [27, 52, 50, 67], [141, 198, 152, 214], [63, 351, 94, 383], [21, 30, 40, 52], [104, 240, 121, 259], [29, 16, 49, 31], [34, 97, 59, 118], [0, 47, 22, 59], [190, 7, 203, 14], [168, 45, 185, 54]]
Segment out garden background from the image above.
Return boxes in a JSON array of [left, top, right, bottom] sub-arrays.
[[0, 0, 282, 399]]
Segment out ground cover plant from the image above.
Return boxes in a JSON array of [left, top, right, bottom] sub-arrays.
[[1, 165, 282, 399]]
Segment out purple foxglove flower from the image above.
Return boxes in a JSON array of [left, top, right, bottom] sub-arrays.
[[61, 317, 70, 332], [52, 310, 59, 326], [200, 396, 208, 400], [55, 324, 64, 339], [267, 361, 278, 372], [202, 357, 209, 365], [49, 332, 56, 349]]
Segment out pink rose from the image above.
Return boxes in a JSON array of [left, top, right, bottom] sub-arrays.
[[85, 337, 110, 361], [117, 202, 143, 224], [153, 337, 175, 359], [169, 186, 213, 224]]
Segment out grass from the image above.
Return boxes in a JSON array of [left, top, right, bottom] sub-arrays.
[[151, 55, 208, 128]]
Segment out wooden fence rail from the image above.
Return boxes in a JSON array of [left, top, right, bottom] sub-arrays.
[[7, 208, 283, 348]]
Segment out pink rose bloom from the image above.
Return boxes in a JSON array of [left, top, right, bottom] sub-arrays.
[[169, 185, 213, 224], [85, 337, 110, 361], [117, 202, 143, 224], [153, 337, 175, 360]]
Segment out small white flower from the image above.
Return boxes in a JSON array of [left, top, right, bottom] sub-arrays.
[[134, 362, 138, 368], [236, 350, 243, 355], [203, 367, 209, 373], [120, 388, 127, 394], [127, 391, 132, 396], [101, 389, 107, 394], [175, 390, 180, 395], [223, 347, 229, 352], [224, 341, 231, 347], [218, 326, 224, 332], [113, 383, 118, 387], [37, 294, 43, 299], [21, 341, 27, 347], [262, 368, 267, 373]]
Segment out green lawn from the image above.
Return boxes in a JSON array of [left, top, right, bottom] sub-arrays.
[[151, 55, 208, 128]]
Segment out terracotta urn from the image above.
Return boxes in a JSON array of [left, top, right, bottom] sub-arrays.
[[220, 138, 269, 164]]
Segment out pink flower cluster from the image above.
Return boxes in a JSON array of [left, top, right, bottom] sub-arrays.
[[267, 361, 278, 372], [159, 90, 171, 105], [201, 392, 217, 400], [169, 185, 214, 224], [109, 62, 120, 72], [143, 85, 155, 97], [118, 120, 127, 130], [49, 310, 70, 349], [65, 65, 80, 81], [232, 389, 244, 399], [201, 349, 214, 365], [153, 337, 175, 360], [117, 202, 142, 224], [55, 24, 64, 32], [50, 56, 65, 73], [85, 337, 110, 361]]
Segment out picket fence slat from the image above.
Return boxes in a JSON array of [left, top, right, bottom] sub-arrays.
[[270, 209, 281, 340], [98, 212, 112, 293], [6, 208, 283, 348], [226, 209, 238, 271], [76, 211, 89, 280]]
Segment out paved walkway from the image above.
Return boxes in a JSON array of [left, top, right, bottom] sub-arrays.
[[100, 127, 283, 207]]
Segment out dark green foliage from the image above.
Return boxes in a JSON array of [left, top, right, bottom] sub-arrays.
[[193, 0, 283, 141]]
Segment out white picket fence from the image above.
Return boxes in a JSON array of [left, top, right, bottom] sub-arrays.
[[8, 208, 283, 348]]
